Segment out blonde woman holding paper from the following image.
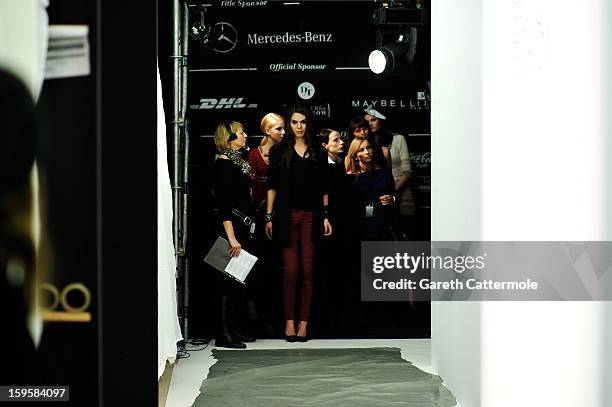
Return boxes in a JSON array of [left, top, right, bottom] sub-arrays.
[[212, 120, 256, 349]]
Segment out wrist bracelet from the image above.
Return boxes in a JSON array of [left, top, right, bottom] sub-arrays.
[[264, 212, 275, 223]]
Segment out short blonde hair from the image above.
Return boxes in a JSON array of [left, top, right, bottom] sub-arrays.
[[259, 113, 284, 146], [344, 138, 368, 174], [214, 121, 243, 153]]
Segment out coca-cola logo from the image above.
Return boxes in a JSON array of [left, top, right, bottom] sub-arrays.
[[410, 152, 431, 169]]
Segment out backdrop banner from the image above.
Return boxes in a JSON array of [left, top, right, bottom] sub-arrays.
[[187, 1, 431, 137]]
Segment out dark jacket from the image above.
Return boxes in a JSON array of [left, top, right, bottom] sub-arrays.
[[212, 157, 255, 243], [212, 157, 254, 222], [267, 144, 329, 247], [352, 167, 395, 241], [326, 159, 358, 240]]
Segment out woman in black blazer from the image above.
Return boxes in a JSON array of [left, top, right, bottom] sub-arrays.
[[211, 120, 256, 349], [265, 106, 332, 341]]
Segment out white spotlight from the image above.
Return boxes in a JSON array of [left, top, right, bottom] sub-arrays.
[[368, 49, 387, 74]]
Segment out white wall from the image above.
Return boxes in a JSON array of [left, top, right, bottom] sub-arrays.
[[431, 1, 483, 406], [433, 1, 611, 407], [479, 1, 607, 406], [603, 2, 612, 405], [0, 0, 48, 99], [605, 304, 612, 407]]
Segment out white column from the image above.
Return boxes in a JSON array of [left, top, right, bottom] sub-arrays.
[[433, 1, 610, 406], [431, 1, 484, 406], [480, 1, 606, 406]]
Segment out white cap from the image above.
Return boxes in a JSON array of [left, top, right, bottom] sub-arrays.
[[364, 105, 386, 120]]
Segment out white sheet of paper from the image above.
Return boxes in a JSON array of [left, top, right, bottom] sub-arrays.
[[224, 249, 258, 283]]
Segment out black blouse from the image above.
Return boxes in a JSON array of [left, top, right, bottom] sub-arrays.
[[212, 157, 253, 222], [290, 152, 316, 211], [267, 145, 329, 247]]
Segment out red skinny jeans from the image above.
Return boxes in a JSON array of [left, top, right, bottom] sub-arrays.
[[282, 209, 315, 321]]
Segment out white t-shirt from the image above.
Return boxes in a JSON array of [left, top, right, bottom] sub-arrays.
[[389, 134, 415, 215]]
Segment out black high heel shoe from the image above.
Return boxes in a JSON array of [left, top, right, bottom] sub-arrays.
[[296, 322, 308, 342], [285, 320, 297, 342]]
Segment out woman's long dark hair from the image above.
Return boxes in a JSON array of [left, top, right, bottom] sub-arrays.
[[274, 105, 319, 167], [371, 118, 393, 147], [372, 120, 393, 147]]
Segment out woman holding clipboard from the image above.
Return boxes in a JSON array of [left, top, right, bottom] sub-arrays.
[[211, 120, 256, 349]]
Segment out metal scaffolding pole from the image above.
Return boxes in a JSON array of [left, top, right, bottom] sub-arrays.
[[179, 0, 191, 342], [171, 0, 186, 338]]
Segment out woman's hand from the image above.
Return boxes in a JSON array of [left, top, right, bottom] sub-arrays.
[[323, 218, 333, 236], [379, 194, 393, 206], [265, 222, 273, 240], [228, 237, 241, 257]]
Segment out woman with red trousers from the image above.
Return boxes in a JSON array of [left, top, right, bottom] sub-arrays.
[[265, 105, 332, 342]]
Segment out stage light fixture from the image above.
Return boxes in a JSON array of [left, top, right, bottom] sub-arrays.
[[368, 49, 387, 74], [189, 6, 212, 48], [368, 42, 409, 74], [368, 28, 417, 75]]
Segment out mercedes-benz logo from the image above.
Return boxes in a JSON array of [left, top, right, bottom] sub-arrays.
[[211, 22, 238, 53]]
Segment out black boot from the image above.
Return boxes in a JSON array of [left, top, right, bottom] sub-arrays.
[[230, 290, 256, 342], [215, 295, 246, 349], [230, 326, 256, 343], [230, 306, 256, 342]]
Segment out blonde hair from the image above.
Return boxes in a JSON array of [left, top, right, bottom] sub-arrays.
[[259, 113, 284, 146], [344, 138, 369, 174], [214, 120, 243, 153]]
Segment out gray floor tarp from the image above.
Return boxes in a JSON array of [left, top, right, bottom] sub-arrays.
[[193, 347, 457, 406]]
